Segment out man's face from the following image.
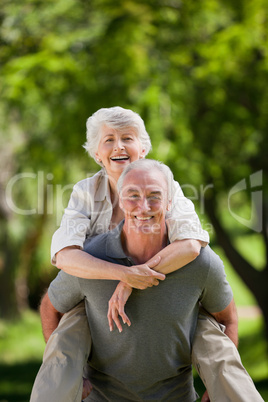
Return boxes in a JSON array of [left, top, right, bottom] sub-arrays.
[[120, 168, 169, 235]]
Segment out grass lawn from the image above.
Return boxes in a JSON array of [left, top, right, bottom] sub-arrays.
[[0, 310, 44, 402], [0, 309, 267, 401]]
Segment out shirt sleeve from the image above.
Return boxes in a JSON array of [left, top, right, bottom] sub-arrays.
[[48, 270, 84, 313], [50, 180, 93, 265], [199, 247, 233, 313], [166, 180, 209, 246]]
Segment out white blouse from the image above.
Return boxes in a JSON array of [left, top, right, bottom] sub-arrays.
[[51, 169, 209, 264]]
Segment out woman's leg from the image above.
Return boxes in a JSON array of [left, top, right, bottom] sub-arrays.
[[192, 307, 263, 402], [30, 301, 91, 402]]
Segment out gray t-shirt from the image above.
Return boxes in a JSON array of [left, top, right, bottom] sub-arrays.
[[48, 222, 233, 401]]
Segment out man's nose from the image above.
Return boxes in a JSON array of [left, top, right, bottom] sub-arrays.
[[139, 197, 151, 212]]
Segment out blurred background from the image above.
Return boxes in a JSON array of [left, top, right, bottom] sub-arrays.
[[0, 0, 267, 400]]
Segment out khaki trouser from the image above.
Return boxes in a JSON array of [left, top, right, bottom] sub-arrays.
[[30, 304, 264, 402], [192, 307, 264, 402], [30, 301, 91, 402]]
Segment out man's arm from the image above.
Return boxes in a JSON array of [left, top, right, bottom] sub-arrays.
[[40, 291, 64, 342], [210, 298, 238, 347]]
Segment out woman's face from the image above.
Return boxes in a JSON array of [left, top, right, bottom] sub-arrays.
[[95, 125, 146, 180]]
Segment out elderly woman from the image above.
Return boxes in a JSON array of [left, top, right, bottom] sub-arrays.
[[51, 107, 209, 327], [31, 107, 262, 402], [51, 107, 208, 282]]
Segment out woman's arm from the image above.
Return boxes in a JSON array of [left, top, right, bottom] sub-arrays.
[[56, 246, 165, 290], [166, 179, 210, 245], [146, 239, 201, 274], [107, 239, 202, 331]]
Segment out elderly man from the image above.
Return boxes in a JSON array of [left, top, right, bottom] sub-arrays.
[[38, 159, 262, 401]]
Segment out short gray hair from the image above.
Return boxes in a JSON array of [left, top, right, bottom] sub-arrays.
[[117, 159, 174, 202], [83, 106, 152, 165]]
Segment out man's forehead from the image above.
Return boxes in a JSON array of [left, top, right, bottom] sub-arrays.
[[122, 169, 167, 192], [124, 185, 164, 194]]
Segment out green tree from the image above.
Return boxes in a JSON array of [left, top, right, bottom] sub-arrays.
[[1, 0, 267, 340], [134, 0, 268, 336]]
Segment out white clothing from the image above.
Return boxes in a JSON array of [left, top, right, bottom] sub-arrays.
[[51, 169, 209, 264]]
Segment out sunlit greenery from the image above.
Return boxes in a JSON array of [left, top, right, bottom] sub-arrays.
[[0, 0, 267, 399]]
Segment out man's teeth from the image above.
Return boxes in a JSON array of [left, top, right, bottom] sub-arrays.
[[135, 216, 152, 221]]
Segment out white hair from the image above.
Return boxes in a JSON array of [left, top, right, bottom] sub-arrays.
[[117, 159, 174, 203], [83, 106, 152, 165]]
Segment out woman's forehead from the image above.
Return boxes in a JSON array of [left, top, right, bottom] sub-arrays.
[[100, 124, 138, 136]]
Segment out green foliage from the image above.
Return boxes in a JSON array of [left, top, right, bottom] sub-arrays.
[[0, 0, 267, 330], [0, 310, 44, 364], [1, 0, 267, 183]]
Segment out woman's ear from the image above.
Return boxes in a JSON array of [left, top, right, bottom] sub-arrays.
[[139, 148, 146, 159], [95, 152, 101, 163]]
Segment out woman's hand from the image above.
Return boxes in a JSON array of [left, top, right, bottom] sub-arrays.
[[123, 256, 165, 289], [108, 257, 164, 332], [107, 282, 133, 332]]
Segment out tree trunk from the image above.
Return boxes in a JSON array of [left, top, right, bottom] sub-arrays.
[[0, 220, 20, 319], [0, 183, 48, 318], [15, 183, 48, 312], [205, 196, 268, 340]]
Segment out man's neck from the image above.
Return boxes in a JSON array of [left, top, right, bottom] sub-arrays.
[[121, 224, 168, 264]]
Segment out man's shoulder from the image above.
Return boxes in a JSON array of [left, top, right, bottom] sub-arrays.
[[196, 246, 224, 270], [84, 231, 110, 254], [83, 222, 124, 261]]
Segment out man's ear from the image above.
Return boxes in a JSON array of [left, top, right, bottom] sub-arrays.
[[166, 200, 172, 212], [119, 197, 124, 211]]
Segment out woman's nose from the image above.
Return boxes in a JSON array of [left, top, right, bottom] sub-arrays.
[[114, 139, 125, 151]]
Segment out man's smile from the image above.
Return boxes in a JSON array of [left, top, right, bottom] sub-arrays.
[[135, 216, 154, 221]]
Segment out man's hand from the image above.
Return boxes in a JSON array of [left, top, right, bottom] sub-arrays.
[[82, 377, 92, 400], [107, 282, 133, 332], [123, 256, 165, 289], [201, 390, 210, 402]]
